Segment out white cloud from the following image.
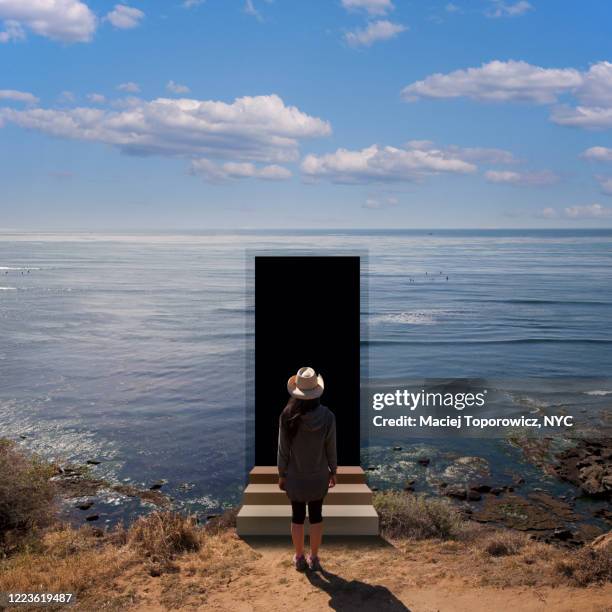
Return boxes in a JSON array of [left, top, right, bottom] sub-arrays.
[[595, 175, 612, 195], [244, 0, 262, 20], [550, 62, 612, 129], [341, 0, 394, 16], [403, 60, 612, 132], [0, 94, 330, 173], [117, 82, 140, 93], [58, 90, 76, 103], [301, 142, 476, 184], [564, 203, 612, 219], [345, 20, 406, 47], [423, 142, 517, 164], [105, 5, 144, 30], [486, 1, 532, 18], [0, 0, 97, 43], [87, 93, 106, 104], [574, 60, 612, 106], [402, 60, 582, 103], [0, 89, 38, 104], [362, 196, 398, 209], [190, 159, 291, 182], [183, 0, 204, 7], [582, 146, 612, 162], [537, 207, 558, 219], [445, 3, 460, 13], [484, 169, 559, 186], [0, 20, 25, 42], [551, 105, 612, 130], [166, 80, 190, 95], [404, 139, 517, 164]]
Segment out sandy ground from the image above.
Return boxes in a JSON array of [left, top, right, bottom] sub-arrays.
[[121, 535, 612, 612]]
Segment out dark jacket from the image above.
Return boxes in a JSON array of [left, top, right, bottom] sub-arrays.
[[277, 404, 337, 502]]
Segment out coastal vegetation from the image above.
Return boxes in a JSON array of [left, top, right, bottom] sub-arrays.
[[0, 440, 609, 611]]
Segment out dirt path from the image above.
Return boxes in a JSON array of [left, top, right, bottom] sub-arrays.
[[185, 537, 612, 612]]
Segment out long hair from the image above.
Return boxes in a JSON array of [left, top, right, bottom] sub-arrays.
[[281, 396, 320, 441]]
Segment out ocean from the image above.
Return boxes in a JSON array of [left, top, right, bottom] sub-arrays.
[[1, 230, 611, 524]]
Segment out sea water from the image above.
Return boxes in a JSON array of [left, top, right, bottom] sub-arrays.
[[1, 230, 611, 522]]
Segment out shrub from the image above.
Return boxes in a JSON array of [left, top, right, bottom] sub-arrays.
[[128, 511, 200, 565], [556, 547, 612, 587], [481, 530, 528, 557], [203, 507, 238, 536], [0, 439, 56, 553], [373, 490, 463, 540]]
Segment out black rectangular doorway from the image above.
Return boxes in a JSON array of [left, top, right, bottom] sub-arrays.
[[254, 256, 361, 466]]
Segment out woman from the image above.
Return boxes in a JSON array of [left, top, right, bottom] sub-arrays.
[[277, 366, 337, 572]]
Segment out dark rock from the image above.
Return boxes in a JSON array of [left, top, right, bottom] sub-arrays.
[[552, 528, 572, 541], [86, 460, 101, 465], [403, 481, 415, 492], [473, 491, 582, 533], [366, 466, 377, 471], [443, 485, 468, 500], [113, 484, 171, 508], [470, 484, 491, 494], [149, 481, 165, 490], [371, 486, 379, 491], [490, 487, 503, 495], [573, 524, 604, 544], [553, 438, 612, 498], [19, 435, 27, 439], [593, 507, 612, 523], [85, 514, 99, 522], [392, 446, 402, 451], [76, 501, 94, 511], [417, 458, 430, 466]]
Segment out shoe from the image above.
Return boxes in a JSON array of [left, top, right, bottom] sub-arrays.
[[307, 554, 321, 571], [293, 554, 307, 571]]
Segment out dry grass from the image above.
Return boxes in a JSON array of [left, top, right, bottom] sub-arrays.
[[0, 441, 609, 610], [555, 545, 612, 587], [465, 528, 612, 588], [0, 439, 57, 554], [374, 490, 464, 540], [127, 511, 200, 576], [0, 525, 138, 611], [479, 529, 530, 557], [203, 507, 238, 535]]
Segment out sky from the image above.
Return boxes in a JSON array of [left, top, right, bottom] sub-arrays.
[[2, 0, 612, 229]]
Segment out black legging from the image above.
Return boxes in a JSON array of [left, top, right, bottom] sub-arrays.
[[291, 499, 323, 525]]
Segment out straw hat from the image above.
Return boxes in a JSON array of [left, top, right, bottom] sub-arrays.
[[287, 366, 324, 399]]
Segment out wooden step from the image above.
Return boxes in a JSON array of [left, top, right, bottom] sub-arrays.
[[236, 504, 379, 536], [243, 483, 372, 505], [249, 466, 365, 485]]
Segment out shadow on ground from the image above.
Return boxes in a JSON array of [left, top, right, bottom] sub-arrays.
[[306, 568, 410, 612], [240, 536, 409, 611]]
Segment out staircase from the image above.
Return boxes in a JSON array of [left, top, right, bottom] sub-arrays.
[[236, 466, 379, 536]]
